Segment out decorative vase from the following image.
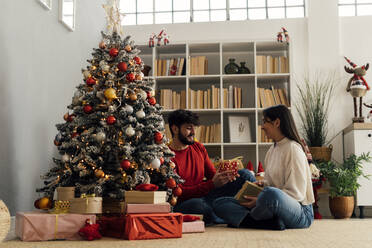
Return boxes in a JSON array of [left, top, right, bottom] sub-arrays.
[[142, 65, 152, 76], [329, 196, 354, 219], [309, 145, 333, 162], [238, 62, 251, 74], [224, 58, 239, 74], [0, 200, 10, 242]]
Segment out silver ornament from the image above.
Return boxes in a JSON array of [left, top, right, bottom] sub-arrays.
[[82, 70, 91, 79], [138, 90, 147, 100], [125, 126, 135, 136], [102, 65, 110, 72], [99, 60, 107, 67], [136, 110, 145, 119], [151, 158, 161, 169], [96, 132, 106, 142], [108, 105, 116, 113], [124, 105, 133, 114], [61, 154, 70, 163]]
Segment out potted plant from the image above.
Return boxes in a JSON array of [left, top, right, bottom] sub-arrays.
[[295, 71, 336, 161], [316, 153, 371, 218]]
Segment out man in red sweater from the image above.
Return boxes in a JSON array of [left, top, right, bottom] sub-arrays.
[[168, 110, 256, 224]]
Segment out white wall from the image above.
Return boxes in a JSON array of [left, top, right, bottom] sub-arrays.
[[0, 0, 105, 215], [0, 0, 372, 216]]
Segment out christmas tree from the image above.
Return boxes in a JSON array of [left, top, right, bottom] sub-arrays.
[[37, 0, 182, 205]]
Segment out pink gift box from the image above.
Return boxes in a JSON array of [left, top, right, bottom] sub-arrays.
[[182, 220, 205, 233], [16, 212, 96, 241], [126, 203, 170, 214]]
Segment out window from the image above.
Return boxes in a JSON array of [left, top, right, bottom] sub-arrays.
[[339, 0, 372, 16], [120, 0, 305, 25], [59, 0, 76, 31]]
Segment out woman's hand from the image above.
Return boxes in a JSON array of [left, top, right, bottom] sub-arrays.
[[240, 196, 257, 209]]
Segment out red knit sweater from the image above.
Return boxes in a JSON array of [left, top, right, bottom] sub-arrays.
[[170, 142, 216, 202]]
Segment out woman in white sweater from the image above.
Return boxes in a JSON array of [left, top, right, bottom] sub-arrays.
[[213, 105, 314, 230]]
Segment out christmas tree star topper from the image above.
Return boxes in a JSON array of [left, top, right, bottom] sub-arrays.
[[102, 0, 125, 35]]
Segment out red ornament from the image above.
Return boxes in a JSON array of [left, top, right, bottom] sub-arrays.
[[117, 62, 128, 72], [86, 77, 96, 86], [126, 73, 135, 82], [67, 114, 76, 122], [133, 56, 142, 65], [154, 132, 163, 143], [71, 132, 79, 138], [54, 140, 61, 146], [34, 199, 40, 209], [83, 105, 93, 114], [109, 48, 119, 57], [106, 115, 116, 125], [146, 91, 151, 99], [173, 187, 182, 197], [120, 159, 131, 170], [159, 157, 164, 165], [148, 97, 156, 105], [78, 220, 102, 241], [166, 178, 177, 188]]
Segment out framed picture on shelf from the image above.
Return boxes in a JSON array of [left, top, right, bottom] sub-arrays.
[[228, 116, 251, 143]]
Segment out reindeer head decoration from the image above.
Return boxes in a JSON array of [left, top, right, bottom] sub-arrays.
[[344, 56, 369, 78]]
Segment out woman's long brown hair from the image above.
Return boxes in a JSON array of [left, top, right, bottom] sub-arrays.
[[263, 104, 305, 152]]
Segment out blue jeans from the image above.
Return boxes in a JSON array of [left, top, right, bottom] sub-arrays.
[[213, 187, 314, 229], [173, 169, 256, 224]]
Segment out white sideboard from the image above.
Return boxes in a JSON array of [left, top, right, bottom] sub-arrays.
[[343, 123, 372, 217]]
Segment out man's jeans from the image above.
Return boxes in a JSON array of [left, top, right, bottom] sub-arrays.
[[173, 169, 256, 224], [213, 186, 314, 229]]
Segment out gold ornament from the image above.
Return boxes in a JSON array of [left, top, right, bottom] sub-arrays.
[[129, 60, 135, 66], [169, 197, 177, 206], [169, 161, 176, 169], [95, 169, 105, 178], [135, 74, 142, 81], [104, 88, 117, 101], [131, 162, 139, 170], [125, 45, 132, 52], [118, 137, 124, 145], [91, 66, 97, 70], [99, 41, 106, 49], [129, 93, 137, 101]]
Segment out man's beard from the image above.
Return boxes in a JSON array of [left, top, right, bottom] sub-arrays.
[[179, 132, 194, 145]]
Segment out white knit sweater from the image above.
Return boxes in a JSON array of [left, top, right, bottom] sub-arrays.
[[264, 137, 315, 205]]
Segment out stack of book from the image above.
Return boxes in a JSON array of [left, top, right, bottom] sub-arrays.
[[256, 55, 289, 74], [189, 56, 208, 75], [257, 85, 289, 108], [158, 89, 186, 109], [155, 57, 186, 76]]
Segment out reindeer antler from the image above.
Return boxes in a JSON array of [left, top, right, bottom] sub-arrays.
[[344, 66, 355, 74], [364, 102, 372, 108]]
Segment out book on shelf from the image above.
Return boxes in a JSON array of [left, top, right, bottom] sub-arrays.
[[155, 58, 186, 76], [257, 87, 289, 108], [235, 181, 263, 202], [189, 56, 208, 75], [256, 55, 289, 74]]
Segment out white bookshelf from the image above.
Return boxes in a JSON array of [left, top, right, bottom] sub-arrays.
[[138, 41, 291, 170]]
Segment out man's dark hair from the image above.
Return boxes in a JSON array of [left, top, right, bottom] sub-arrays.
[[167, 109, 200, 137]]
